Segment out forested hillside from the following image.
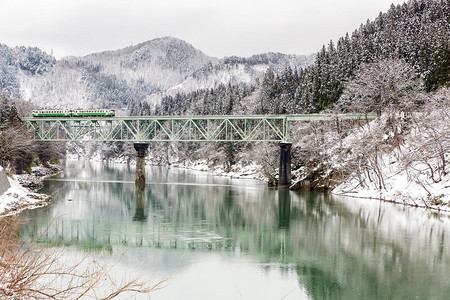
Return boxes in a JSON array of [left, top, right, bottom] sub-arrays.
[[134, 0, 448, 117], [265, 0, 449, 113], [0, 45, 55, 99], [0, 37, 313, 109]]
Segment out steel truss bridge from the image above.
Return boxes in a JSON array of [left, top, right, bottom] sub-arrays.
[[22, 114, 375, 143]]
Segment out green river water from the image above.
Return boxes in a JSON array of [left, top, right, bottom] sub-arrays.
[[19, 160, 450, 299]]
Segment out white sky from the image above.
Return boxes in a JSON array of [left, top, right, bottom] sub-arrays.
[[0, 0, 406, 59]]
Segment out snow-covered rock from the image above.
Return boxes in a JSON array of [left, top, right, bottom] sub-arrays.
[[0, 164, 61, 216], [0, 176, 52, 216], [14, 164, 62, 190]]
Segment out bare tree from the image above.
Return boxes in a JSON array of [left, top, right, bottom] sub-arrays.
[[0, 216, 166, 299], [0, 123, 35, 171], [400, 88, 450, 187], [336, 59, 424, 117], [247, 143, 278, 185]]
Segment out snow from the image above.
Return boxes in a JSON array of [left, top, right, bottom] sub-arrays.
[[333, 153, 450, 210], [166, 63, 255, 96], [0, 165, 61, 216], [123, 155, 265, 181], [5, 36, 315, 110], [172, 160, 266, 180], [0, 176, 51, 216], [332, 110, 450, 211]]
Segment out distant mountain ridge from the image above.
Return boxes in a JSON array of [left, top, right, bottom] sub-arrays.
[[81, 37, 218, 90], [0, 36, 314, 109]]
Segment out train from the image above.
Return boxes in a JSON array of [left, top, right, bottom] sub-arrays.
[[31, 109, 115, 117]]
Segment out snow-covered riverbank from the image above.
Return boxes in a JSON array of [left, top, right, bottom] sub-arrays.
[[331, 109, 449, 212], [72, 152, 268, 181], [0, 165, 61, 216], [77, 148, 450, 213], [183, 157, 449, 212], [333, 161, 450, 212]]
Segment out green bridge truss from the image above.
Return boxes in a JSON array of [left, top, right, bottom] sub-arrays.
[[22, 114, 375, 143]]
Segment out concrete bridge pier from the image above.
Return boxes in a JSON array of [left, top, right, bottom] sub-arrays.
[[278, 142, 292, 189], [134, 143, 149, 185]]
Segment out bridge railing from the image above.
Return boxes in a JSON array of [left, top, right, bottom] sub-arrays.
[[21, 114, 376, 143]]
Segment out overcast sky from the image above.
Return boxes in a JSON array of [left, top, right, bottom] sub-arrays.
[[0, 0, 406, 59]]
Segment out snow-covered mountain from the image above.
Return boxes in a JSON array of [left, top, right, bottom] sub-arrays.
[[82, 37, 219, 90], [166, 52, 313, 96], [0, 36, 314, 109]]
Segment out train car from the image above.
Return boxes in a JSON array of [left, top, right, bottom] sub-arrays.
[[32, 109, 115, 117], [73, 109, 115, 117], [31, 110, 70, 117]]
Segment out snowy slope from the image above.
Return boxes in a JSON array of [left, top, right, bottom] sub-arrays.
[[82, 37, 218, 90], [1, 37, 314, 109], [332, 107, 450, 211]]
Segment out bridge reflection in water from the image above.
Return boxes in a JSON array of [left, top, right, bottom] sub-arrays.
[[19, 160, 450, 300]]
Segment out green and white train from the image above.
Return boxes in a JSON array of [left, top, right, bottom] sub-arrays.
[[32, 109, 115, 117]]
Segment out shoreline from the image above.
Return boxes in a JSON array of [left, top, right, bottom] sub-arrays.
[[332, 192, 450, 214], [1, 157, 448, 216], [0, 164, 62, 217], [81, 156, 450, 213]]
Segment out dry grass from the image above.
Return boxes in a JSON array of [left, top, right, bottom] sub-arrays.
[[0, 216, 166, 299]]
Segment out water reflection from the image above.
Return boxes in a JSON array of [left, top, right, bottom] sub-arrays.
[[19, 160, 450, 300], [278, 189, 291, 229], [133, 184, 146, 222]]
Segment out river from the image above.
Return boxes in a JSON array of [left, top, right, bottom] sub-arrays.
[[19, 159, 450, 299]]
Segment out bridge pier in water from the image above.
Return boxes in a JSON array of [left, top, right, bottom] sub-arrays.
[[278, 142, 292, 189], [134, 143, 149, 185]]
